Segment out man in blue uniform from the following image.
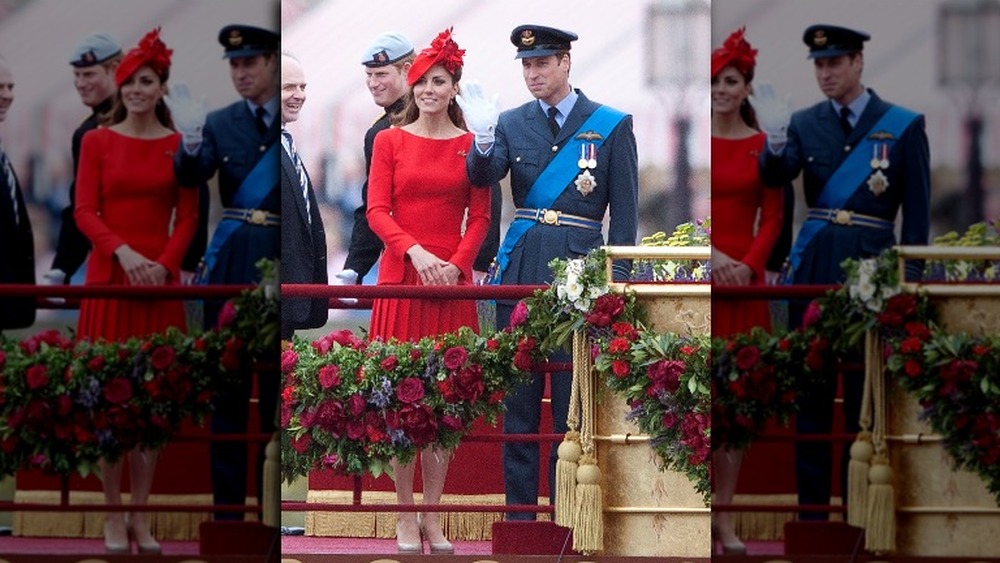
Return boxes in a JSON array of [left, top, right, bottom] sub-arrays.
[[755, 24, 930, 519], [458, 24, 638, 519], [169, 23, 280, 521]]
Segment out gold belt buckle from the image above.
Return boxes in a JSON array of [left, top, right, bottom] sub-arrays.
[[249, 209, 267, 225], [834, 209, 852, 225], [541, 209, 560, 225]]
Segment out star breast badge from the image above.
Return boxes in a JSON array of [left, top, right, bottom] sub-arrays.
[[575, 170, 596, 197], [867, 170, 889, 196]]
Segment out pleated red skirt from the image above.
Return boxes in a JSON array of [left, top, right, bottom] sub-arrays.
[[77, 268, 187, 342], [368, 266, 478, 343]]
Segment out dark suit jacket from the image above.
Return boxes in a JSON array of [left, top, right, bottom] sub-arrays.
[[1, 160, 36, 330], [280, 141, 327, 339], [761, 90, 930, 282], [467, 89, 638, 284]]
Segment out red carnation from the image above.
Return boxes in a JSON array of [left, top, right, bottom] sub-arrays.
[[612, 360, 631, 378], [608, 337, 631, 355]]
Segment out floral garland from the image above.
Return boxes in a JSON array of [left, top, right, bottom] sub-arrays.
[[0, 259, 278, 477], [631, 219, 712, 282], [280, 327, 526, 481]]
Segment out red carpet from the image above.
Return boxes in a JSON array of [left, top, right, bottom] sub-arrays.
[[0, 535, 199, 555]]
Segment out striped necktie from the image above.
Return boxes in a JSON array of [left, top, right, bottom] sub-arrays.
[[281, 129, 311, 224], [0, 139, 18, 225]]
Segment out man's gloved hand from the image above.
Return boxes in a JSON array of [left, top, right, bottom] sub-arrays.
[[748, 82, 792, 151], [41, 269, 66, 304], [333, 269, 359, 305], [455, 81, 499, 146], [163, 82, 207, 147]]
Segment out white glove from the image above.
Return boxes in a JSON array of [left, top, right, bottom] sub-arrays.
[[455, 81, 499, 145], [333, 269, 358, 305], [748, 82, 792, 151], [41, 269, 66, 304], [163, 82, 207, 147]]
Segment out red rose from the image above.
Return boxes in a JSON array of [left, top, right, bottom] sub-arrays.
[[735, 346, 760, 371], [410, 349, 421, 362], [802, 300, 822, 328], [319, 365, 341, 390], [486, 339, 499, 351], [348, 393, 367, 417], [900, 337, 923, 355], [396, 377, 425, 403], [662, 412, 678, 429], [612, 360, 631, 378], [904, 322, 930, 339], [509, 301, 529, 327], [56, 394, 74, 417], [218, 300, 238, 328], [905, 359, 922, 378], [443, 346, 469, 370], [441, 415, 463, 431], [151, 345, 176, 370], [517, 337, 536, 353], [346, 418, 366, 440], [488, 390, 505, 404], [398, 403, 438, 447], [221, 337, 244, 372], [87, 355, 106, 371], [313, 400, 347, 435], [26, 365, 49, 390], [291, 433, 312, 453], [104, 377, 133, 404], [513, 350, 534, 372], [381, 355, 398, 371], [453, 365, 485, 402], [281, 349, 299, 374]]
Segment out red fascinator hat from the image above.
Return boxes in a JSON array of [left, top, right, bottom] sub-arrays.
[[711, 27, 757, 80], [407, 27, 465, 86], [115, 27, 173, 87]]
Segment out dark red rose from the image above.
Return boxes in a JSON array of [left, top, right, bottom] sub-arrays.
[[56, 394, 74, 417], [735, 346, 760, 371], [441, 415, 463, 431], [313, 400, 347, 435], [410, 348, 421, 362], [348, 393, 367, 417], [513, 350, 534, 372], [26, 365, 49, 390], [328, 329, 364, 349], [87, 355, 105, 371], [151, 345, 176, 370], [319, 364, 341, 390], [381, 355, 399, 371], [802, 300, 822, 328], [364, 411, 387, 443], [517, 337, 536, 353], [399, 403, 438, 447], [291, 433, 312, 453], [396, 377, 425, 403], [346, 418, 366, 440], [453, 365, 485, 402], [281, 349, 299, 374], [648, 359, 684, 393], [509, 301, 529, 327], [104, 377, 133, 404], [218, 300, 238, 328], [221, 337, 244, 372], [662, 412, 678, 429], [443, 346, 469, 370]]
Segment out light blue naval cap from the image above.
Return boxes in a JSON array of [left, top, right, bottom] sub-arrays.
[[69, 32, 122, 67], [361, 32, 414, 67]]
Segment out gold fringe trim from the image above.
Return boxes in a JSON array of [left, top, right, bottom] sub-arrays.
[[730, 493, 828, 541], [11, 490, 230, 540], [305, 490, 542, 540]]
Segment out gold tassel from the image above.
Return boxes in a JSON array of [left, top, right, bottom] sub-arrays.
[[555, 431, 581, 527], [572, 454, 603, 554], [864, 455, 895, 554], [846, 430, 873, 528]]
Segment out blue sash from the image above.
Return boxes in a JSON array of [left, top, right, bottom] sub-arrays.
[[489, 105, 626, 284], [782, 105, 918, 281], [195, 142, 279, 284]]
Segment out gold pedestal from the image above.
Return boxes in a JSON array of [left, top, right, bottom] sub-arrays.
[[594, 290, 710, 556], [888, 294, 1000, 556]]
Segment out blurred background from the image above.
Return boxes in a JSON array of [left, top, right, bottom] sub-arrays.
[[713, 0, 1000, 238], [281, 0, 711, 323]]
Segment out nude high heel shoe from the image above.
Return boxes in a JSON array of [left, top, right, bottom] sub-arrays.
[[127, 514, 161, 554], [418, 514, 453, 555], [396, 516, 423, 554], [104, 517, 129, 554]]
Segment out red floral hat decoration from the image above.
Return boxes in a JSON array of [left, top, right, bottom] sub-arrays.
[[407, 27, 465, 86], [115, 27, 173, 87], [711, 27, 757, 80]]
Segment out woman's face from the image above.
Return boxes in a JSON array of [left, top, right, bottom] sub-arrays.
[[711, 65, 750, 116], [120, 65, 165, 115], [411, 64, 458, 116]]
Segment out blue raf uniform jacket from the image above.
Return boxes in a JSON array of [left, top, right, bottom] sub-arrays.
[[174, 100, 280, 285], [467, 90, 638, 285], [761, 90, 930, 282]]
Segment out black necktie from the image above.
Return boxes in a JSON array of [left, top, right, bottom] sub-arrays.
[[547, 106, 560, 138], [839, 106, 853, 137], [281, 129, 311, 224], [0, 140, 18, 225], [255, 106, 268, 135]]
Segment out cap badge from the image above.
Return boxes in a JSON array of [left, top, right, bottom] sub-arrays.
[[813, 30, 827, 47], [82, 51, 95, 64], [374, 50, 388, 63], [228, 30, 243, 47], [520, 30, 535, 46]]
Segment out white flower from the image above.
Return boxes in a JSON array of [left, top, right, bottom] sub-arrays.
[[858, 258, 877, 278], [566, 259, 585, 277], [866, 297, 884, 313], [855, 278, 876, 303], [564, 280, 584, 302], [574, 297, 591, 312], [880, 284, 900, 299], [588, 285, 607, 299]]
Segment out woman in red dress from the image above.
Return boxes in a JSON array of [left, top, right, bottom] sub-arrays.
[[75, 28, 197, 554], [366, 28, 490, 554], [711, 28, 784, 554]]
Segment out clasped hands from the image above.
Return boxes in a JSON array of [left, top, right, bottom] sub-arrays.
[[406, 245, 460, 286], [114, 245, 168, 286], [712, 249, 753, 286]]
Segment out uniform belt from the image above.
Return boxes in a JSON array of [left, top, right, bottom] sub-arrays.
[[221, 208, 281, 227], [807, 208, 893, 229], [514, 208, 602, 230]]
